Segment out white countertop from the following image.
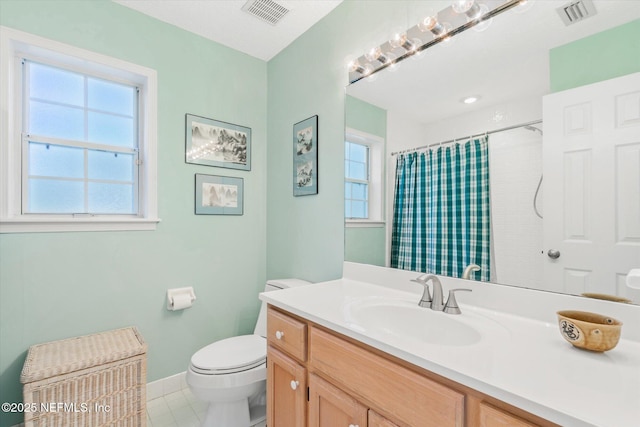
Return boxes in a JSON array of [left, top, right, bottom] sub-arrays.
[[260, 277, 640, 427]]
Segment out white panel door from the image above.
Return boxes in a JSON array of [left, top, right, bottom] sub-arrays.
[[542, 72, 640, 302]]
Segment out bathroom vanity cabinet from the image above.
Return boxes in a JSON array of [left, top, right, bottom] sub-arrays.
[[266, 306, 555, 427]]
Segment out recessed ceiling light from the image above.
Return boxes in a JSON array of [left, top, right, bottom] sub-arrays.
[[462, 96, 480, 104]]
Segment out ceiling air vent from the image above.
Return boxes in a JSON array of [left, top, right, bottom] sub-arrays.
[[557, 0, 597, 26], [242, 0, 290, 26]]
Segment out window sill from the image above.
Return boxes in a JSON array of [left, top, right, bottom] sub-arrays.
[[0, 217, 161, 233], [345, 220, 385, 228]]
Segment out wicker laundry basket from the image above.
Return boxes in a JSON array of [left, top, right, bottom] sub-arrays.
[[20, 327, 147, 427]]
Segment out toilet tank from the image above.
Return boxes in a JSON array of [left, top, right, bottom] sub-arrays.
[[254, 278, 311, 337]]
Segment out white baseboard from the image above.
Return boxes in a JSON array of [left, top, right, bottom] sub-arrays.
[[146, 371, 188, 401]]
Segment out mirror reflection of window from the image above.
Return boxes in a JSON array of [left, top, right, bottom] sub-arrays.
[[345, 141, 369, 219]]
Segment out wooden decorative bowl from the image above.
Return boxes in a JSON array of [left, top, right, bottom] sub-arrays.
[[557, 310, 622, 352]]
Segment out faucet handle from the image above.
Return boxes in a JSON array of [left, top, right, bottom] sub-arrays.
[[411, 276, 432, 308], [443, 289, 472, 314]]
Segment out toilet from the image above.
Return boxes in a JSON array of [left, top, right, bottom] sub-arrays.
[[186, 278, 311, 427]]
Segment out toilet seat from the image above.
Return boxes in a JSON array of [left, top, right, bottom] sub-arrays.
[[190, 335, 266, 375]]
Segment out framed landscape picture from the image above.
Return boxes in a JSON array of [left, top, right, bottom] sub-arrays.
[[293, 115, 318, 196], [186, 114, 251, 171], [195, 174, 243, 215]]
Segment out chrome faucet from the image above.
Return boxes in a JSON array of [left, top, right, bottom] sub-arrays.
[[411, 274, 444, 311], [412, 274, 472, 314], [462, 264, 481, 280]]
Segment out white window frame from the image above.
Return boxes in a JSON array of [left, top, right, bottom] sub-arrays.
[[345, 128, 384, 227], [0, 27, 159, 233]]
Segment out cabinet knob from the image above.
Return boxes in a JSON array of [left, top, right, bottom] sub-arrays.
[[348, 424, 359, 427], [275, 330, 284, 340], [290, 380, 299, 390]]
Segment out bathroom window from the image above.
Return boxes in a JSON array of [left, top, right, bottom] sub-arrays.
[[345, 129, 383, 224], [23, 60, 139, 215], [0, 27, 159, 232]]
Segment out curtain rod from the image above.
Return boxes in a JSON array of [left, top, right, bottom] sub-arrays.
[[390, 119, 543, 156]]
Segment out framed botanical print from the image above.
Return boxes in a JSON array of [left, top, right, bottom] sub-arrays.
[[293, 115, 318, 196]]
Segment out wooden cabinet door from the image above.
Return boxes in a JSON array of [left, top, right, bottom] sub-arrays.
[[309, 374, 367, 427], [369, 410, 400, 427], [479, 403, 539, 427], [267, 346, 307, 427]]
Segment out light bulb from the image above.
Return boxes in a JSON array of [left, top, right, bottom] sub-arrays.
[[472, 4, 492, 31], [390, 33, 405, 49], [365, 46, 393, 65], [364, 47, 377, 62], [365, 47, 381, 62], [441, 23, 454, 42], [348, 60, 374, 76], [390, 33, 409, 50], [418, 16, 447, 38], [383, 52, 397, 65], [390, 33, 418, 53], [348, 60, 366, 75], [452, 0, 482, 20], [452, 0, 474, 13]]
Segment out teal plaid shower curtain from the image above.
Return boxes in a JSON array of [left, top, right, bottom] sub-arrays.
[[390, 137, 491, 281]]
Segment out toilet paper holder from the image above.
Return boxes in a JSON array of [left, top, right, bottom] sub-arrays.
[[167, 287, 197, 311]]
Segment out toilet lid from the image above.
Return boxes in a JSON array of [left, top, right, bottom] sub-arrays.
[[191, 335, 266, 373]]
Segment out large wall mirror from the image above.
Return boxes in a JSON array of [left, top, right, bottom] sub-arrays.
[[345, 1, 640, 304]]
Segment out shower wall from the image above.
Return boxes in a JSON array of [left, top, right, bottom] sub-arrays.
[[489, 128, 543, 288]]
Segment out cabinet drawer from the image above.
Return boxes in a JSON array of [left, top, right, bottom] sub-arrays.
[[310, 326, 464, 427], [267, 307, 307, 362]]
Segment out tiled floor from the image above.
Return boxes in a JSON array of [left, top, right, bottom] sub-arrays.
[[146, 388, 206, 427], [146, 389, 267, 427]]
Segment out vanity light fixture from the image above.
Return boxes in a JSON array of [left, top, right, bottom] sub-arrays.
[[348, 0, 524, 84]]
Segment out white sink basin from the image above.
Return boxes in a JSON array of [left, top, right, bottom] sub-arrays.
[[345, 297, 509, 347]]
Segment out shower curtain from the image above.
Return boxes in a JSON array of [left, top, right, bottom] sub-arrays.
[[390, 137, 491, 281]]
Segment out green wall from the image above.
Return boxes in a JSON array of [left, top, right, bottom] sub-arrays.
[[266, 0, 412, 281], [344, 95, 387, 267], [550, 19, 640, 92], [0, 1, 267, 425], [345, 95, 387, 139], [344, 227, 387, 266], [1, 0, 638, 425]]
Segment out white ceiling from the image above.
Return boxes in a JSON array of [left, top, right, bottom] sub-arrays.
[[113, 0, 343, 61], [347, 0, 640, 125]]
